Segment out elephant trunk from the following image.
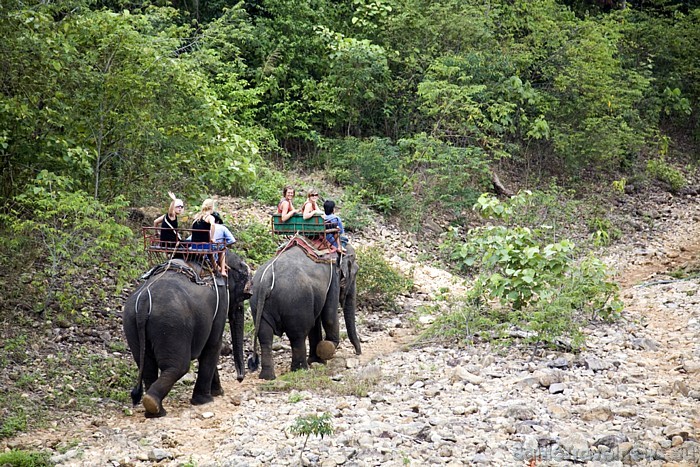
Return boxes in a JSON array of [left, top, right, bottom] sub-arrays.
[[343, 282, 362, 355], [229, 302, 245, 382]]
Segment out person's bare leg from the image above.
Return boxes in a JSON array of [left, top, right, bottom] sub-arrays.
[[218, 250, 227, 277]]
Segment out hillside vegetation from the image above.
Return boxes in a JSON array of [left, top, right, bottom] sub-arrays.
[[1, 0, 699, 454]]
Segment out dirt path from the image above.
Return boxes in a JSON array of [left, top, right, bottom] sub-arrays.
[[5, 196, 700, 465]]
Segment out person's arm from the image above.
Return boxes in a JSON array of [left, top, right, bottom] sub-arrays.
[[208, 216, 216, 241], [153, 215, 165, 238], [337, 217, 344, 234], [222, 226, 236, 245], [302, 202, 315, 220], [280, 200, 296, 222]]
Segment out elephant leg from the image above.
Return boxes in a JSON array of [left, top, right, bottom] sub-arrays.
[[307, 322, 324, 365], [320, 303, 340, 347], [258, 323, 276, 380], [211, 367, 224, 397], [142, 348, 159, 392], [289, 333, 309, 372], [142, 362, 189, 418], [191, 342, 222, 405]]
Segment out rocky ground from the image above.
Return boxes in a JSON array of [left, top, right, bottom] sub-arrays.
[[4, 189, 700, 467]]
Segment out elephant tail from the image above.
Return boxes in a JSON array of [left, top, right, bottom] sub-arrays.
[[130, 287, 151, 405], [247, 263, 274, 372]]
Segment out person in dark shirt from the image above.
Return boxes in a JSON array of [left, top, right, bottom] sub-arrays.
[[191, 199, 226, 277], [153, 191, 183, 249]]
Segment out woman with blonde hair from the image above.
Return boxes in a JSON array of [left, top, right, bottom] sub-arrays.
[[302, 189, 324, 220], [191, 199, 226, 277], [153, 191, 184, 249]]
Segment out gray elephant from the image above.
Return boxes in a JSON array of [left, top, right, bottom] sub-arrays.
[[122, 253, 250, 417], [248, 243, 362, 380]]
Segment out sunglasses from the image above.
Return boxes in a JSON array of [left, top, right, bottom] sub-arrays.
[[175, 205, 184, 209], [310, 193, 319, 196]]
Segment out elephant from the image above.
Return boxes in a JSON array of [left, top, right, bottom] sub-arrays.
[[122, 252, 250, 417], [248, 242, 362, 380]]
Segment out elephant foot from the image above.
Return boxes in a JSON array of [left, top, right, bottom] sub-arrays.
[[191, 393, 215, 405], [211, 387, 225, 397], [307, 355, 326, 365], [259, 369, 276, 380], [143, 394, 166, 418]]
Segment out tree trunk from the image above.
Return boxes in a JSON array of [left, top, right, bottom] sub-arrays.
[[491, 170, 514, 198]]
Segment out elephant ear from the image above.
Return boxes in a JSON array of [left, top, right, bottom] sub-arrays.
[[226, 253, 251, 299], [339, 248, 358, 292]]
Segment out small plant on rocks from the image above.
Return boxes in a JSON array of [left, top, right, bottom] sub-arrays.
[[289, 413, 334, 464]]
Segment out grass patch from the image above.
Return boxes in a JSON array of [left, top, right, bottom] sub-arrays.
[[258, 364, 382, 398], [669, 262, 700, 280], [0, 334, 136, 439], [0, 449, 52, 467]]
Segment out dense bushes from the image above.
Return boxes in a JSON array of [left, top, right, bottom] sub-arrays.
[[428, 192, 622, 349], [0, 172, 146, 322], [2, 0, 698, 229], [355, 246, 413, 312]]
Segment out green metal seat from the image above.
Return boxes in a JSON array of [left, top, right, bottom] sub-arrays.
[[271, 213, 338, 236]]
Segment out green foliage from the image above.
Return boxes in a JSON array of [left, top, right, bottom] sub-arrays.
[[0, 172, 146, 319], [314, 26, 390, 134], [289, 413, 334, 439], [356, 246, 412, 311], [417, 297, 506, 346], [1, 335, 29, 366], [0, 449, 51, 467], [231, 219, 279, 268], [328, 137, 411, 215], [646, 156, 687, 193], [397, 134, 492, 218], [246, 166, 291, 206], [0, 3, 258, 203], [0, 340, 136, 438], [334, 191, 376, 232], [289, 413, 334, 463], [441, 192, 622, 348], [587, 216, 622, 247], [455, 222, 575, 310], [626, 8, 700, 134], [260, 365, 336, 393], [0, 409, 28, 440], [259, 363, 380, 397], [612, 178, 627, 194]]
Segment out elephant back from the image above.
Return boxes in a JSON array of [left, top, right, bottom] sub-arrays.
[[276, 235, 338, 264]]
